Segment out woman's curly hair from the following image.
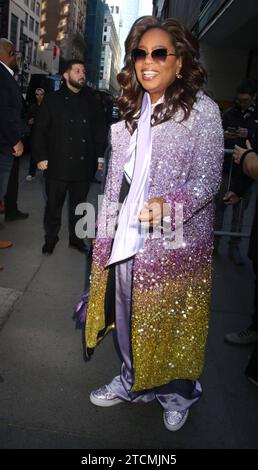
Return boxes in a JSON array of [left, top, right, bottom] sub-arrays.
[[117, 16, 207, 133]]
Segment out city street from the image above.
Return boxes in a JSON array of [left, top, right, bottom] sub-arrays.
[[0, 155, 257, 449]]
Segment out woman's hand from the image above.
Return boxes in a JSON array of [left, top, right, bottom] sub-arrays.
[[233, 139, 252, 165], [138, 197, 166, 228]]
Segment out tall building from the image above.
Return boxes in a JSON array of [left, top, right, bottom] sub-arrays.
[[109, 0, 152, 67], [99, 4, 121, 94], [153, 0, 258, 104], [84, 0, 105, 88], [105, 0, 122, 36], [152, 0, 205, 25], [0, 1, 44, 91], [40, 0, 87, 69], [118, 0, 140, 67]]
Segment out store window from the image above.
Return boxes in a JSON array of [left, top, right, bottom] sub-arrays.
[[27, 39, 33, 62], [29, 16, 34, 32], [36, 1, 40, 16], [10, 14, 18, 48], [33, 43, 38, 64]]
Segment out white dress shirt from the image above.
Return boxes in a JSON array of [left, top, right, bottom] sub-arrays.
[[0, 60, 14, 76]]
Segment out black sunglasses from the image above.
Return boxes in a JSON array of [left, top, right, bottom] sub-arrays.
[[131, 48, 177, 64]]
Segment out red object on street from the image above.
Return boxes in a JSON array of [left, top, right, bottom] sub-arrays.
[[53, 46, 59, 59], [0, 200, 5, 213]]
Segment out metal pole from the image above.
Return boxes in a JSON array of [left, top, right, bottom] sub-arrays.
[[225, 148, 234, 192], [215, 148, 251, 239]]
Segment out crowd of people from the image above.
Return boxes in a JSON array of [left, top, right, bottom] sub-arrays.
[[215, 78, 258, 386], [0, 40, 108, 266], [0, 13, 258, 436]]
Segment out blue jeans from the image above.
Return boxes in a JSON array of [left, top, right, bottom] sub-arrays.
[[0, 153, 13, 200]]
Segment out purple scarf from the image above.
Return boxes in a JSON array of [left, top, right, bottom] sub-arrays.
[[107, 92, 153, 266]]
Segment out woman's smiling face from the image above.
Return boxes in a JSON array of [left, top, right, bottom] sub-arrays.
[[134, 27, 182, 103]]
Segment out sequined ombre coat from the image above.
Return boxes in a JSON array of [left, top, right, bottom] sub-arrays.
[[85, 92, 224, 391]]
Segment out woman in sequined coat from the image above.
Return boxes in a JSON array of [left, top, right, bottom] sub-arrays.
[[85, 16, 224, 431]]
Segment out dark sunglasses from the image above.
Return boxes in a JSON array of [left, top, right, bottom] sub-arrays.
[[131, 48, 177, 64]]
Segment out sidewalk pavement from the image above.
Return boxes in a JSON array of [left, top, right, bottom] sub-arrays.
[[0, 155, 257, 449]]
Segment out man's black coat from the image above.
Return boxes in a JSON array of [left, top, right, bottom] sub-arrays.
[[0, 62, 23, 156], [249, 198, 258, 263], [31, 85, 107, 181]]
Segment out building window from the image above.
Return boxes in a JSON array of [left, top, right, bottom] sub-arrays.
[[104, 26, 107, 32], [36, 1, 40, 16], [103, 35, 106, 41], [24, 0, 29, 6], [110, 6, 114, 13], [20, 21, 24, 36], [24, 12, 28, 27], [30, 0, 36, 11], [27, 39, 33, 62], [10, 14, 18, 48], [116, 6, 119, 14], [29, 16, 34, 32], [33, 43, 37, 64], [19, 33, 27, 55], [35, 21, 39, 35]]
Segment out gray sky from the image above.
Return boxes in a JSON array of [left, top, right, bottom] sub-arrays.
[[138, 0, 153, 16]]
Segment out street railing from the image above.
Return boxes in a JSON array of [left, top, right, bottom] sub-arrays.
[[214, 148, 255, 238]]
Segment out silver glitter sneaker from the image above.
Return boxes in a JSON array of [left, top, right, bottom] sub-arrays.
[[163, 409, 189, 432], [90, 385, 123, 407]]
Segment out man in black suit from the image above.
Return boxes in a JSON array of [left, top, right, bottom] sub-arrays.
[[0, 38, 24, 267], [32, 59, 107, 254]]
